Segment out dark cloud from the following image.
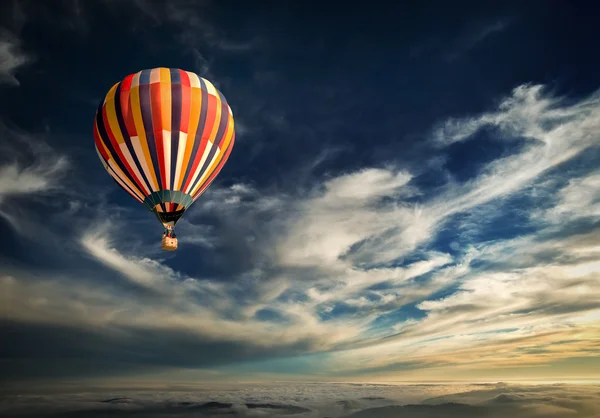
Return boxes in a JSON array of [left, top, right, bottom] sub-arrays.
[[0, 320, 318, 385]]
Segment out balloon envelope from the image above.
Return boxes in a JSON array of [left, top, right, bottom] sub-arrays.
[[93, 68, 235, 227]]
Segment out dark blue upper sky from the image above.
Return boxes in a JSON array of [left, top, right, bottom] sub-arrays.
[[1, 0, 599, 388]]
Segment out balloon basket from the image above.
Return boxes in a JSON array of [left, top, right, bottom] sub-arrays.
[[161, 236, 178, 251]]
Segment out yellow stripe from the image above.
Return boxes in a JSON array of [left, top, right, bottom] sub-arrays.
[[130, 82, 160, 190], [176, 86, 202, 190], [104, 84, 125, 144], [190, 114, 234, 196], [160, 69, 171, 130], [159, 67, 170, 82]]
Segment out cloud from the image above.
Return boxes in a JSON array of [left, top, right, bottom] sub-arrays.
[[445, 19, 511, 61], [0, 30, 31, 86], [411, 18, 512, 61], [0, 122, 69, 237], [1, 383, 599, 418], [0, 149, 67, 200], [422, 384, 600, 417], [277, 168, 419, 267], [541, 171, 600, 223]]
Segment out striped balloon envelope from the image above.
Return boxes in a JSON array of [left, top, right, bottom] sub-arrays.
[[93, 67, 235, 242]]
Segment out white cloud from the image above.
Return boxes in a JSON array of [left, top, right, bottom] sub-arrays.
[[0, 156, 68, 199], [276, 168, 427, 267], [431, 85, 600, 216], [0, 125, 68, 200], [543, 171, 600, 222], [0, 123, 69, 236]]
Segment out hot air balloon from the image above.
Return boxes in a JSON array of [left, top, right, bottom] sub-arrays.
[[93, 67, 235, 251]]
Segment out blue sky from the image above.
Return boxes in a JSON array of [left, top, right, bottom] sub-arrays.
[[1, 0, 599, 389]]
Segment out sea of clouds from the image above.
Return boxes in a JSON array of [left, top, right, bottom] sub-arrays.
[[2, 382, 599, 418]]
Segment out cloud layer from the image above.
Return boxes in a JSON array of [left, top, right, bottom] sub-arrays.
[[1, 383, 599, 418]]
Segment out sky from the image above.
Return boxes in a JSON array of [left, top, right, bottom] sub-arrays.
[[1, 0, 600, 401]]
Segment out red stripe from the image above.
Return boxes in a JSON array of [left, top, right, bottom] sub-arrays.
[[194, 132, 235, 199], [150, 82, 167, 189], [180, 82, 191, 134], [101, 104, 146, 193], [182, 94, 217, 192], [201, 94, 218, 142], [121, 73, 134, 91], [120, 75, 137, 137], [179, 69, 190, 86]]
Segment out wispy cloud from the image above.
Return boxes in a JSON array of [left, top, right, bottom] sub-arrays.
[[0, 29, 31, 86], [445, 19, 511, 61], [0, 122, 69, 237]]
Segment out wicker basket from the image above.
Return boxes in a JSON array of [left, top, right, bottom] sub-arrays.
[[161, 236, 178, 251]]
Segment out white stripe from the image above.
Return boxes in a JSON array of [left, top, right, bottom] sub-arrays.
[[173, 132, 188, 191], [191, 147, 221, 196], [202, 77, 217, 96], [131, 136, 158, 192], [131, 72, 141, 88], [184, 141, 213, 194], [150, 68, 161, 84], [163, 130, 172, 189], [119, 143, 151, 196], [186, 72, 201, 88], [228, 105, 233, 116]]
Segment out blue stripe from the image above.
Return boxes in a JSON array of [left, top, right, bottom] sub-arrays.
[[213, 93, 230, 148], [170, 68, 182, 191], [170, 67, 181, 84], [139, 69, 151, 86], [180, 78, 209, 189], [139, 81, 163, 189], [114, 83, 152, 195]]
